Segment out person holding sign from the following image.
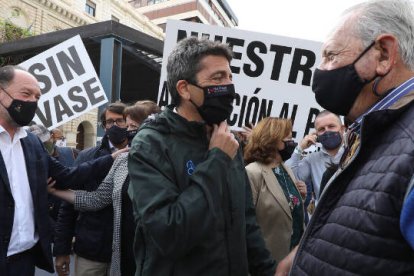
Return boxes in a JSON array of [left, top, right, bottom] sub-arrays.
[[127, 37, 276, 275], [244, 117, 306, 263], [277, 0, 414, 275], [0, 65, 123, 275]]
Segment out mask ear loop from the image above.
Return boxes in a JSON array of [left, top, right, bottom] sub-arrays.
[[372, 77, 382, 97], [0, 86, 12, 110], [372, 67, 393, 98]]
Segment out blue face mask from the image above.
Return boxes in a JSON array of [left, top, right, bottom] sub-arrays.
[[317, 131, 342, 150]]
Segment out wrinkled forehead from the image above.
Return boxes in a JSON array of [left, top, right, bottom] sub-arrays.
[[9, 69, 41, 97], [322, 12, 363, 54]]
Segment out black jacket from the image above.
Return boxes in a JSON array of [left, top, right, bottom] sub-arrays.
[[53, 135, 114, 262], [49, 146, 78, 234], [128, 107, 276, 276], [291, 99, 414, 275], [0, 132, 113, 272]]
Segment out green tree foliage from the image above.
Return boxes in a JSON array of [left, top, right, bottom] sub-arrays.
[[0, 20, 31, 42], [0, 9, 33, 66]]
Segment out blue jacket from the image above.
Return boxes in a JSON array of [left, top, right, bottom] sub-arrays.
[[401, 179, 414, 250], [48, 146, 78, 231], [0, 132, 113, 272], [53, 135, 114, 263]]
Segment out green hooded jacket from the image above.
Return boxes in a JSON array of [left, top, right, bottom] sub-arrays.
[[128, 106, 276, 276]]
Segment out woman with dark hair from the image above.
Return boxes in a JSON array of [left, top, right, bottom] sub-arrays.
[[48, 100, 160, 276], [244, 117, 306, 262]]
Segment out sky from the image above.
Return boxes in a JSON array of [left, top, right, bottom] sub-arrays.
[[225, 0, 367, 42]]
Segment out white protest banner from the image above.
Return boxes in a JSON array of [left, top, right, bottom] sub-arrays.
[[19, 35, 108, 129], [158, 20, 323, 139]]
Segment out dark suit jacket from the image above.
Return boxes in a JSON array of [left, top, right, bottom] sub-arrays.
[[53, 135, 114, 263], [0, 132, 113, 272]]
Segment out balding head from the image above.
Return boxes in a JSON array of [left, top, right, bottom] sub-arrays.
[[0, 65, 41, 131], [314, 110, 344, 136]]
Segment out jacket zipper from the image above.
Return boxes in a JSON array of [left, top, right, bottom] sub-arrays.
[[139, 226, 146, 275], [291, 132, 363, 273]]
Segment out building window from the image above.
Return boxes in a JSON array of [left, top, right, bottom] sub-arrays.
[[129, 0, 146, 8], [147, 0, 167, 5], [111, 15, 119, 22], [85, 0, 96, 17]]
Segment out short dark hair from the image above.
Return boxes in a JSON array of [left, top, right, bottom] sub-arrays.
[[99, 101, 127, 124], [124, 100, 160, 124], [166, 37, 233, 106], [0, 65, 27, 88]]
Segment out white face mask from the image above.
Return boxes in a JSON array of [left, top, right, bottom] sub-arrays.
[[55, 138, 66, 147]]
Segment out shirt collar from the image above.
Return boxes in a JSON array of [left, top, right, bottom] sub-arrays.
[[350, 76, 414, 133], [0, 125, 28, 141]]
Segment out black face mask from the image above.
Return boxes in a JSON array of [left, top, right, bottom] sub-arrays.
[[127, 129, 138, 146], [0, 87, 38, 126], [312, 41, 376, 116], [279, 140, 297, 161], [188, 81, 236, 125], [317, 131, 342, 150], [106, 125, 127, 145]]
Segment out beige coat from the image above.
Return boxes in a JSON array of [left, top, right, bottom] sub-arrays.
[[245, 161, 302, 262]]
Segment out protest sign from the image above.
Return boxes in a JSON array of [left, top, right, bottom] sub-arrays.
[[19, 35, 108, 129], [158, 20, 323, 139]]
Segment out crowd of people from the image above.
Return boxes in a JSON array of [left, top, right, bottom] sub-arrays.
[[0, 0, 414, 275]]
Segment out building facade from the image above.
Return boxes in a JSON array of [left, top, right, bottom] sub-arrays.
[[0, 0, 164, 149], [130, 0, 238, 31], [0, 0, 238, 149]]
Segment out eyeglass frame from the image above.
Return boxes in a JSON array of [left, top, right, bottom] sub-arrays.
[[101, 118, 127, 128]]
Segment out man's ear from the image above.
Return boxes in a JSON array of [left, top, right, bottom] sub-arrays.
[[375, 34, 398, 76], [176, 80, 191, 101]]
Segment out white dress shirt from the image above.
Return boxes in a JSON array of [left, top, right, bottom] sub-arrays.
[[0, 126, 38, 256]]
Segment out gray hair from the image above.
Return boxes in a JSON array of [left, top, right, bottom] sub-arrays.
[[343, 0, 414, 70], [28, 124, 51, 143], [166, 37, 233, 106]]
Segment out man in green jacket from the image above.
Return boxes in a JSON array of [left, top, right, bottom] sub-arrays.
[[128, 37, 277, 275]]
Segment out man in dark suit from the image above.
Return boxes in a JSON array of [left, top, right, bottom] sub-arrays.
[[0, 65, 120, 275]]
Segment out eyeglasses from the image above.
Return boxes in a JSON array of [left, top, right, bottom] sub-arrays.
[[102, 118, 126, 128]]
